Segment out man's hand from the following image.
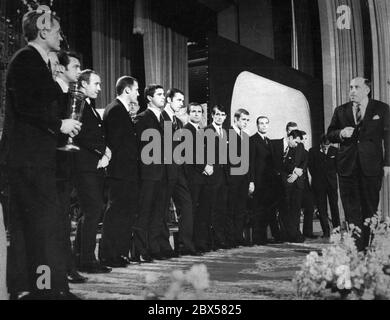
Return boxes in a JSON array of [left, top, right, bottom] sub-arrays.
[[293, 168, 303, 177], [104, 147, 112, 161], [384, 166, 390, 178], [203, 165, 214, 176], [340, 127, 355, 139], [287, 173, 298, 184], [97, 155, 110, 169], [249, 182, 255, 195], [60, 119, 82, 137]]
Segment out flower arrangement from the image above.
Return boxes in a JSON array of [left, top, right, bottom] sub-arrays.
[[294, 214, 390, 300], [144, 264, 210, 300]]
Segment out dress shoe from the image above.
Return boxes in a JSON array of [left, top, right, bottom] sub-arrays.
[[304, 234, 319, 239], [178, 247, 203, 256], [100, 258, 127, 268], [78, 261, 112, 273], [150, 253, 166, 260], [162, 250, 180, 258], [140, 254, 154, 263], [55, 291, 82, 300], [67, 270, 88, 283]]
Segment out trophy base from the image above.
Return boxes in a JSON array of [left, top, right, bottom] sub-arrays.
[[57, 144, 81, 152]]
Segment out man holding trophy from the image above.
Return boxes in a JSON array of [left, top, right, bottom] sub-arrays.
[[1, 7, 82, 299]]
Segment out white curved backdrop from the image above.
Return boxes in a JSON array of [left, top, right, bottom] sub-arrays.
[[231, 71, 312, 148]]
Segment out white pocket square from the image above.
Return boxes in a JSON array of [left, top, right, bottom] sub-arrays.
[[373, 115, 381, 120]]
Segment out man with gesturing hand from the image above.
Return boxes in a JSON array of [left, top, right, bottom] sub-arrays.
[[327, 77, 390, 251]]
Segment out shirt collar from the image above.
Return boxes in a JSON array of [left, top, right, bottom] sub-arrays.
[[257, 132, 267, 140], [148, 106, 161, 120], [189, 121, 200, 130], [283, 137, 289, 151], [55, 77, 69, 93], [212, 122, 222, 133], [28, 42, 49, 65], [164, 105, 176, 121], [232, 124, 241, 136], [85, 97, 91, 105], [353, 97, 369, 109], [117, 96, 130, 112]]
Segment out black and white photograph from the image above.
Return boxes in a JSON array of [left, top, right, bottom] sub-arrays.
[[0, 0, 390, 304]]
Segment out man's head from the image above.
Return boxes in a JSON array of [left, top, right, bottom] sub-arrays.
[[187, 103, 203, 124], [286, 122, 298, 134], [166, 88, 185, 113], [234, 109, 250, 131], [211, 105, 227, 126], [144, 84, 165, 109], [116, 76, 139, 104], [78, 69, 101, 99], [349, 77, 371, 104], [22, 9, 62, 52], [256, 116, 270, 135], [287, 129, 303, 148], [57, 51, 82, 84]]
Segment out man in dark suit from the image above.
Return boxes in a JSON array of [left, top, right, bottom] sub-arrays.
[[249, 116, 280, 244], [273, 130, 307, 243], [183, 103, 211, 253], [54, 50, 87, 283], [204, 105, 229, 250], [327, 77, 390, 250], [133, 84, 171, 261], [98, 76, 140, 267], [162, 89, 199, 256], [225, 109, 250, 247], [308, 134, 339, 238], [0, 9, 81, 299], [73, 70, 112, 273]]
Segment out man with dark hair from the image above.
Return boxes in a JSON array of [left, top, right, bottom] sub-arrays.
[[204, 105, 229, 250], [0, 7, 81, 299], [308, 134, 339, 238], [249, 116, 280, 245], [73, 69, 112, 273], [162, 89, 199, 256], [327, 77, 390, 251], [183, 103, 211, 252], [226, 109, 250, 247], [54, 50, 86, 283], [98, 76, 139, 267], [133, 84, 169, 261], [272, 129, 307, 243]]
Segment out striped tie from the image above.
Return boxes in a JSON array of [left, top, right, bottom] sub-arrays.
[[355, 104, 362, 125]]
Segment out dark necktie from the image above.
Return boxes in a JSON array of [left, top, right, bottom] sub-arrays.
[[283, 146, 289, 158], [159, 114, 164, 127], [172, 115, 178, 130], [355, 104, 362, 125], [47, 60, 51, 72]]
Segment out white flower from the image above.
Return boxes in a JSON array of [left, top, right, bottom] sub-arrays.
[[335, 265, 352, 290]]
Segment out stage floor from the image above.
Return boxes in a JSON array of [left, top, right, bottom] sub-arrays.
[[71, 238, 329, 300]]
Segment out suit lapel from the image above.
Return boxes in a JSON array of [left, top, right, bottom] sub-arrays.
[[362, 99, 375, 125]]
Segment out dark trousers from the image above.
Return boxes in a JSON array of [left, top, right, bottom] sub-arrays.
[[339, 166, 382, 251], [170, 169, 194, 251], [7, 167, 68, 294], [134, 178, 169, 256], [313, 184, 339, 236], [302, 185, 316, 236], [74, 171, 105, 265], [188, 181, 209, 250], [99, 178, 138, 261], [279, 183, 303, 242], [226, 177, 248, 245], [56, 178, 76, 272]]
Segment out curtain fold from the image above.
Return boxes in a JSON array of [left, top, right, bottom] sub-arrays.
[[133, 0, 188, 100], [91, 0, 133, 109], [368, 0, 390, 218]]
